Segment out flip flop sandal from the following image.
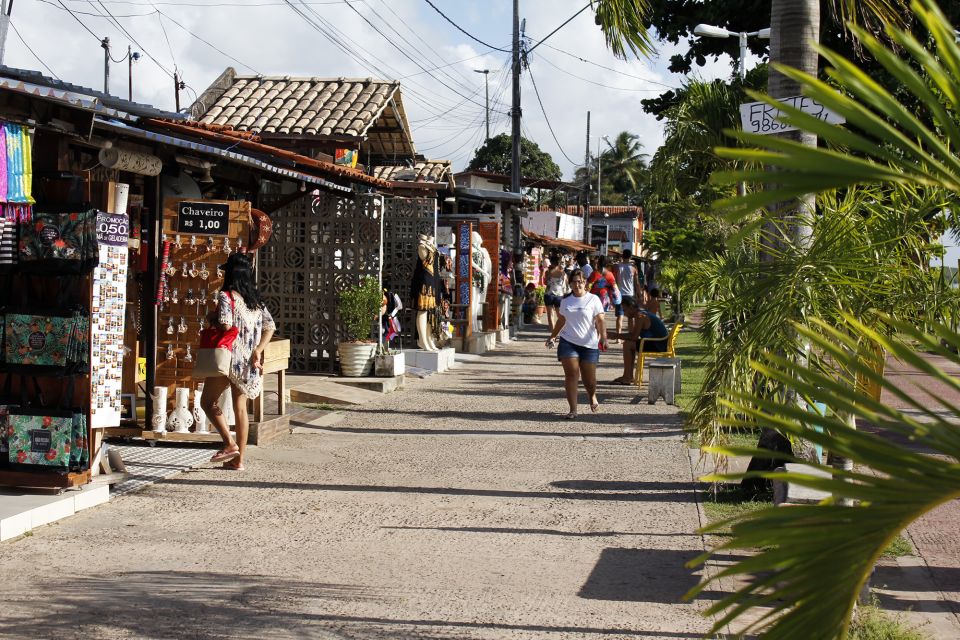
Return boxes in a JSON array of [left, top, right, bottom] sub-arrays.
[[210, 448, 239, 463], [564, 412, 578, 420], [222, 461, 245, 471]]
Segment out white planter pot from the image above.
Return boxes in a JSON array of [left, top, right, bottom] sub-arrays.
[[375, 352, 405, 377], [339, 341, 376, 377]]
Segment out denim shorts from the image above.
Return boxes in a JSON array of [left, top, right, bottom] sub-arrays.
[[543, 293, 562, 308], [613, 303, 624, 317], [557, 337, 600, 363]]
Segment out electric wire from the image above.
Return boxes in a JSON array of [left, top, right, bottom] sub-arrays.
[[536, 54, 672, 92], [55, 0, 101, 41], [542, 43, 679, 90], [525, 1, 589, 55], [420, 0, 509, 53], [39, 0, 155, 16], [157, 10, 261, 74], [341, 0, 500, 112], [526, 64, 578, 165], [9, 20, 60, 78], [66, 0, 366, 4], [155, 8, 178, 71], [87, 0, 174, 77]]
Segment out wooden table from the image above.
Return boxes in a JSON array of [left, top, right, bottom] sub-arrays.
[[253, 338, 290, 422]]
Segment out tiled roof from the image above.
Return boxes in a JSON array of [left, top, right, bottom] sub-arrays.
[[373, 160, 452, 184], [539, 205, 642, 218], [197, 74, 400, 137], [145, 119, 393, 189]]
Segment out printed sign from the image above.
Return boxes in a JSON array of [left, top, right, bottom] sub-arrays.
[[96, 211, 129, 247], [740, 96, 845, 135], [176, 201, 229, 235]]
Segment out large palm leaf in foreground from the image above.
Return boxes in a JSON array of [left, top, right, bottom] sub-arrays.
[[688, 318, 960, 638]]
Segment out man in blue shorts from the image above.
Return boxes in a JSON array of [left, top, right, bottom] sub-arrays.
[[607, 297, 668, 384]]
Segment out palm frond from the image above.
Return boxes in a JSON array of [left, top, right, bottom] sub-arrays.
[[689, 317, 960, 638]]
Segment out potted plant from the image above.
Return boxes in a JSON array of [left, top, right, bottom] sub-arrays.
[[374, 344, 405, 377], [337, 276, 382, 377], [533, 285, 547, 321]]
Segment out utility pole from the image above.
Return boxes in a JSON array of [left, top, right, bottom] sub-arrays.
[[596, 136, 602, 206], [510, 0, 521, 195], [583, 111, 591, 245], [173, 71, 181, 112], [101, 37, 110, 95], [128, 45, 133, 101], [474, 69, 490, 141], [0, 0, 11, 67]]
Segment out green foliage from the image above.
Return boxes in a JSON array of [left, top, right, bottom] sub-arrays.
[[848, 603, 928, 640], [590, 0, 656, 60], [701, 485, 773, 535], [689, 316, 960, 638], [673, 329, 709, 412], [467, 134, 562, 182], [337, 276, 381, 343], [532, 286, 546, 306], [881, 534, 913, 559]]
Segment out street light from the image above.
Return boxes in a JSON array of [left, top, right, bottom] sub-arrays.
[[473, 69, 490, 141], [597, 134, 611, 206], [693, 24, 770, 80]]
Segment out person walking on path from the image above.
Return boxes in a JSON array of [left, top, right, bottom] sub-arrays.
[[201, 253, 276, 471], [613, 250, 641, 338], [545, 269, 607, 419], [543, 251, 568, 332]]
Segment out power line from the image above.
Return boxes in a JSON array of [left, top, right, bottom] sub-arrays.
[[88, 0, 174, 77], [526, 64, 578, 166], [421, 0, 509, 53], [66, 0, 365, 4], [158, 11, 261, 74], [526, 1, 589, 55], [39, 0, 155, 16], [55, 0, 101, 41], [155, 9, 178, 71], [536, 54, 672, 92], [9, 20, 60, 78], [542, 43, 678, 90]]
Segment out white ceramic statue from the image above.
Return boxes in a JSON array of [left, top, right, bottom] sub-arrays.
[[470, 231, 491, 332]]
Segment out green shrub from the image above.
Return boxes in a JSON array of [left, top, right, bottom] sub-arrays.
[[848, 603, 928, 640], [338, 276, 381, 342], [533, 286, 546, 306]]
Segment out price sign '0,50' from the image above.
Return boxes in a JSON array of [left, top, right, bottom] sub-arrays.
[[176, 201, 229, 235]]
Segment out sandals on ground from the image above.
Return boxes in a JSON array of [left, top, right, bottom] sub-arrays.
[[222, 461, 245, 471], [564, 411, 578, 420], [210, 447, 239, 463]]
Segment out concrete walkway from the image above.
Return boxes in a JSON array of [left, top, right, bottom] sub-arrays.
[[0, 327, 713, 640]]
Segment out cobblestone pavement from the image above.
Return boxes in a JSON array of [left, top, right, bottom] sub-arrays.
[[878, 353, 960, 628], [0, 327, 714, 640]]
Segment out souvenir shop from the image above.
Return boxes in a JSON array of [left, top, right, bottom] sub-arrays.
[[0, 87, 317, 488]]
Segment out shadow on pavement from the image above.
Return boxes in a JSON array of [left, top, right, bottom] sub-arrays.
[[579, 548, 703, 604], [163, 477, 702, 503], [382, 525, 704, 538], [297, 424, 686, 439], [0, 570, 707, 639]]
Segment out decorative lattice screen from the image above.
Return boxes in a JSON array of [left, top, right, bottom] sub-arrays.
[[259, 192, 383, 373], [382, 197, 437, 343]]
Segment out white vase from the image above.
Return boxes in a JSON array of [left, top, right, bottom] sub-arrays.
[[338, 341, 376, 377], [151, 386, 168, 432], [193, 384, 209, 433], [167, 388, 194, 433], [218, 386, 236, 428]]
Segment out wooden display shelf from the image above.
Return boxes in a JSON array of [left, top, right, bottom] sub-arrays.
[[0, 469, 91, 489], [140, 430, 223, 443]]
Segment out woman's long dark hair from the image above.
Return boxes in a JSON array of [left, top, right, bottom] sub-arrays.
[[220, 253, 265, 310]]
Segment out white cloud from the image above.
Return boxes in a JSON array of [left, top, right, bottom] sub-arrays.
[[1, 0, 736, 181]]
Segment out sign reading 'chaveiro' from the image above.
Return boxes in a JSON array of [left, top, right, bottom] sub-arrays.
[[739, 96, 845, 135], [176, 201, 229, 235]]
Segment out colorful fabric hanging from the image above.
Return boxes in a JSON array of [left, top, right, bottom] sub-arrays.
[[1, 123, 34, 222]]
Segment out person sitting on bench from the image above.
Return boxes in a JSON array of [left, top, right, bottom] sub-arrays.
[[607, 297, 668, 385]]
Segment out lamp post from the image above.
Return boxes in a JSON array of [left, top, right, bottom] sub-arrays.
[[597, 135, 611, 206], [693, 23, 770, 81], [694, 23, 769, 197], [473, 69, 491, 141]]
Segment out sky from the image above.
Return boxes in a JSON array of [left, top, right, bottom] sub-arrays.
[[1, 0, 747, 180]]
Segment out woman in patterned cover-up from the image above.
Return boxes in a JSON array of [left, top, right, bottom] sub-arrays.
[[200, 253, 275, 471]]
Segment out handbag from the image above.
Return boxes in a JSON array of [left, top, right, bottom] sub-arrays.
[[193, 292, 238, 378], [4, 308, 88, 370], [18, 209, 99, 274], [7, 376, 87, 471]]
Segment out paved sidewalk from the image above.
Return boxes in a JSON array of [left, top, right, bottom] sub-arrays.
[[0, 327, 712, 640]]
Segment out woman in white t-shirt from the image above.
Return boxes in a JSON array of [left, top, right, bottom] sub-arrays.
[[545, 269, 608, 419]]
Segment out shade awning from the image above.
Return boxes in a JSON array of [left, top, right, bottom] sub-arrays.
[[523, 229, 594, 253]]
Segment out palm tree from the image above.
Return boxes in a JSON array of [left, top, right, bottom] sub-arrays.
[[689, 0, 960, 635], [599, 131, 648, 194]]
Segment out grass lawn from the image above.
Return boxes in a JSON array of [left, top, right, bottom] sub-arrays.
[[673, 329, 708, 412], [701, 484, 774, 535]]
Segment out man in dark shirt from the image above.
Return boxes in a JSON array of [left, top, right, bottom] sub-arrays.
[[607, 298, 668, 384]]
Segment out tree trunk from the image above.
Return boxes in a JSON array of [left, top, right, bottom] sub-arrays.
[[763, 0, 820, 253]]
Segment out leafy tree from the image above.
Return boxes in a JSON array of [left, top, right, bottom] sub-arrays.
[[466, 133, 562, 182]]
